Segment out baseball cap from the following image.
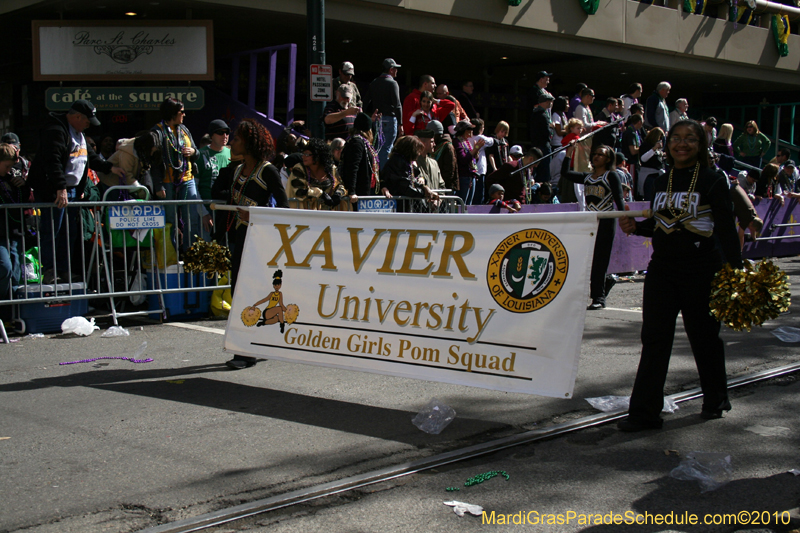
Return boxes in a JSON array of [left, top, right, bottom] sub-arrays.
[[341, 61, 355, 75], [1, 132, 19, 146], [382, 58, 401, 70], [510, 145, 523, 157], [71, 99, 100, 126], [535, 71, 553, 80], [454, 120, 473, 133], [538, 94, 555, 103], [785, 159, 796, 169], [426, 120, 443, 136], [208, 119, 230, 135]]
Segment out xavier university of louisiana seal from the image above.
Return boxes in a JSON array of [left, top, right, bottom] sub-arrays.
[[487, 229, 569, 313]]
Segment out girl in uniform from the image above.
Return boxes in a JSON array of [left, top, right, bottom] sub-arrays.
[[618, 119, 742, 430], [561, 143, 626, 309]]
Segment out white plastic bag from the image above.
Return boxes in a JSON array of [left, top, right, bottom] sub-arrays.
[[129, 272, 146, 306], [585, 395, 678, 413], [61, 316, 99, 336], [101, 326, 130, 338], [443, 501, 483, 517], [772, 326, 800, 343], [412, 398, 456, 434], [670, 452, 733, 492]]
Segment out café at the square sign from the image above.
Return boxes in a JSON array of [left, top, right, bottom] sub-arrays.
[[33, 20, 213, 81], [45, 87, 205, 111]]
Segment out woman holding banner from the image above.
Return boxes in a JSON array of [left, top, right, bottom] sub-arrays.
[[561, 143, 625, 310], [225, 119, 288, 370], [617, 120, 742, 431]]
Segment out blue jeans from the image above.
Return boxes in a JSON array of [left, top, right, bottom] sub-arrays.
[[164, 179, 204, 252], [36, 188, 80, 275], [0, 238, 20, 299], [472, 174, 485, 205], [457, 176, 475, 206], [377, 116, 398, 170]]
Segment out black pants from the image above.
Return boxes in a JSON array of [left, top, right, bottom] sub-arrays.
[[627, 258, 728, 423], [590, 218, 616, 303], [230, 225, 247, 291]]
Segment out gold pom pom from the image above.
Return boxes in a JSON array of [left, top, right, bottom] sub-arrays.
[[241, 306, 261, 327], [285, 304, 300, 324], [709, 259, 791, 331], [184, 237, 232, 277]]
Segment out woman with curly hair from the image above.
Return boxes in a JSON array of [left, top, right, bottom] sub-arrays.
[[285, 137, 349, 210], [226, 118, 289, 370]]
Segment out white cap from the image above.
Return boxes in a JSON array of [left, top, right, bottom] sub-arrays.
[[510, 145, 523, 157]]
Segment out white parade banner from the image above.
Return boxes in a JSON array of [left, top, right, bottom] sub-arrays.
[[224, 209, 598, 398]]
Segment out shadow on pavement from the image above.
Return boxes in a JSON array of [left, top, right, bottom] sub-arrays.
[[92, 376, 507, 446]]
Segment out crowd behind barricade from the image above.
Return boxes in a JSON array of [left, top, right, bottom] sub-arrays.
[[0, 57, 785, 421], [0, 58, 792, 310]]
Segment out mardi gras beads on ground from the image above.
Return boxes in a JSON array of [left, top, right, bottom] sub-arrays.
[[709, 259, 790, 331]]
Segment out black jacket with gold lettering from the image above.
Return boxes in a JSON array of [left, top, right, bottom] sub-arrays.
[[634, 165, 742, 269]]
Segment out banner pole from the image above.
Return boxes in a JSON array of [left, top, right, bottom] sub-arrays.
[[510, 117, 626, 176], [211, 203, 652, 219]]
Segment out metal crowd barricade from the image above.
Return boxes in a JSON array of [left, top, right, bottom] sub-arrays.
[[285, 194, 466, 214], [0, 193, 229, 340], [0, 193, 467, 341]]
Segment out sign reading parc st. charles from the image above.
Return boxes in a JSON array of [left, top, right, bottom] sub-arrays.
[[32, 20, 214, 81], [45, 87, 205, 111]]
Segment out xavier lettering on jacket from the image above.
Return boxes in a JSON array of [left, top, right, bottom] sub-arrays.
[[266, 224, 496, 344], [652, 191, 699, 218]]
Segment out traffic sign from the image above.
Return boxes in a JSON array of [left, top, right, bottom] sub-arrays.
[[310, 64, 333, 102], [108, 204, 166, 229]]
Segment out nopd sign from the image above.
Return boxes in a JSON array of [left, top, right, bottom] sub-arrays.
[[45, 87, 204, 111], [108, 204, 165, 229]]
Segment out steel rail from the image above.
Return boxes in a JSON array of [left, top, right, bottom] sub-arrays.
[[138, 361, 800, 533]]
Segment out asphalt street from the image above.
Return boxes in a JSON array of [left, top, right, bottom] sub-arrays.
[[1, 257, 800, 533]]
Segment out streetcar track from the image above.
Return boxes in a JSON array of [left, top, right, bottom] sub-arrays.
[[138, 361, 800, 533]]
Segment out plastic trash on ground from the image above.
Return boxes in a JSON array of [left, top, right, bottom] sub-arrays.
[[101, 326, 130, 338], [585, 395, 678, 413], [669, 451, 733, 492], [772, 326, 800, 343], [412, 398, 456, 434], [744, 425, 791, 437], [443, 501, 483, 517], [133, 341, 147, 359], [25, 333, 45, 339], [61, 316, 99, 336]]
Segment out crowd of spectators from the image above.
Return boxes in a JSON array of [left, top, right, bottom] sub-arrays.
[[0, 58, 796, 298]]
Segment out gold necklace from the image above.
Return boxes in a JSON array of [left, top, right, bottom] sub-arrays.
[[666, 163, 700, 219]]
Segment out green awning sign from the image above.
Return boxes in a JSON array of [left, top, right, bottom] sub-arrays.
[[45, 87, 205, 111]]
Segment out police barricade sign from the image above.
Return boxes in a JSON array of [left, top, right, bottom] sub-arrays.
[[224, 209, 597, 397], [357, 198, 396, 213], [108, 204, 166, 229]]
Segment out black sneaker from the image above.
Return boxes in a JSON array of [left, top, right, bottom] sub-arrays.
[[225, 355, 258, 370], [700, 399, 732, 420], [617, 417, 663, 432], [587, 300, 605, 310]]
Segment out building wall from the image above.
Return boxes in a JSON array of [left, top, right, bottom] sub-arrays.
[[212, 0, 800, 86]]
